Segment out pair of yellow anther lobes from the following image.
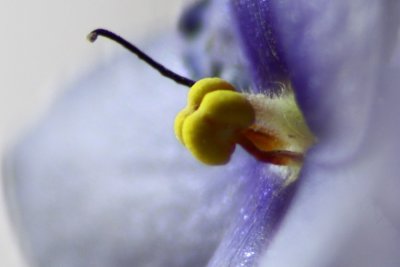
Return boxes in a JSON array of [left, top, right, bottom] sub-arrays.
[[174, 78, 255, 165]]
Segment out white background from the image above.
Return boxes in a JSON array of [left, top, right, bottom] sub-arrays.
[[0, 0, 185, 265]]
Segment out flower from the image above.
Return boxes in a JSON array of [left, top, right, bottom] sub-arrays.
[[4, 0, 400, 267]]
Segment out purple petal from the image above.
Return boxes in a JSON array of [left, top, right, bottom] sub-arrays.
[[231, 0, 400, 163], [229, 0, 400, 266]]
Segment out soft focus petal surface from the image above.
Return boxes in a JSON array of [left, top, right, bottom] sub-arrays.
[[4, 34, 251, 267]]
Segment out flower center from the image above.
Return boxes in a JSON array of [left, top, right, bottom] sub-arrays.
[[175, 78, 315, 167]]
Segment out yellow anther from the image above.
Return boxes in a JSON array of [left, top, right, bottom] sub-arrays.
[[187, 77, 236, 107], [174, 108, 191, 144], [175, 78, 314, 169], [174, 77, 238, 145], [174, 78, 255, 165]]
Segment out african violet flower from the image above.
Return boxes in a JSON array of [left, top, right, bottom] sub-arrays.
[[4, 0, 400, 267]]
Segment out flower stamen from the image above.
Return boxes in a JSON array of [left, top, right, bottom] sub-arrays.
[[88, 29, 315, 169]]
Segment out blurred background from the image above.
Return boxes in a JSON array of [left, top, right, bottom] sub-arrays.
[[0, 0, 185, 265]]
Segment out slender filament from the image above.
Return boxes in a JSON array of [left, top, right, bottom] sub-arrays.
[[88, 28, 196, 87]]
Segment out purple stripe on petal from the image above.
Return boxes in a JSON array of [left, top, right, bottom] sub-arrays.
[[207, 160, 298, 267], [230, 0, 289, 93]]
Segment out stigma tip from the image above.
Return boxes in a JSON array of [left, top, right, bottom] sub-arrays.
[[87, 31, 98, 43]]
